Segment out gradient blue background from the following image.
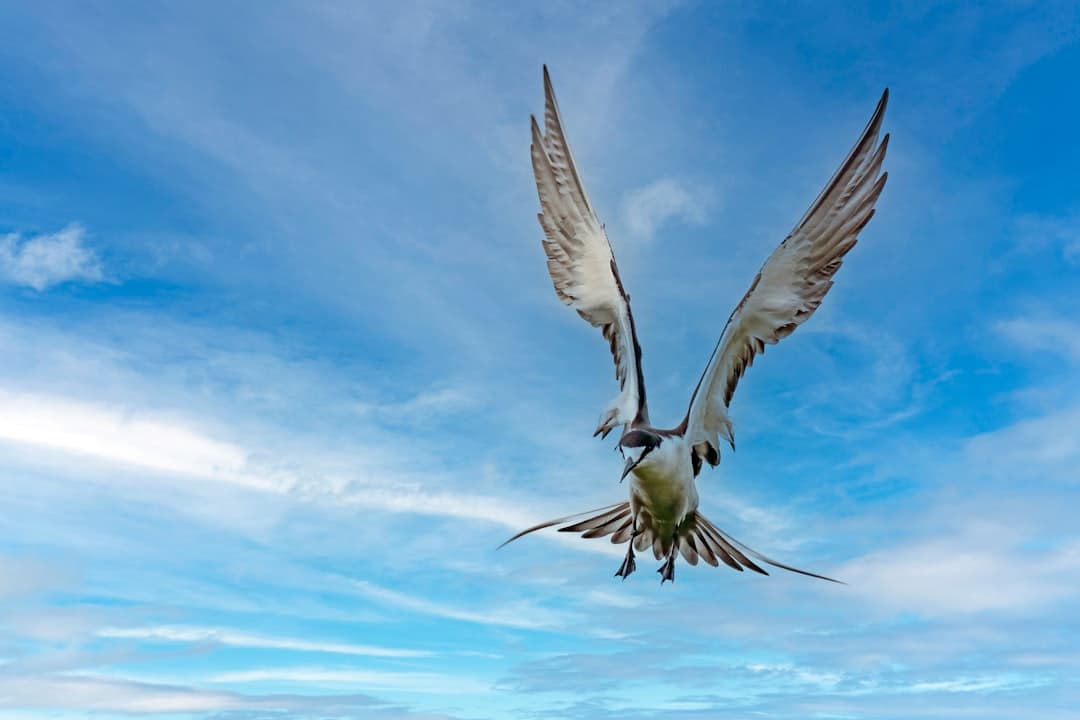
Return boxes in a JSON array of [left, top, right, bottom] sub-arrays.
[[1, 2, 1079, 718]]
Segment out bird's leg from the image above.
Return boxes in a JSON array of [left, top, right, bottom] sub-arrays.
[[614, 541, 637, 579], [614, 518, 638, 579], [657, 537, 678, 584]]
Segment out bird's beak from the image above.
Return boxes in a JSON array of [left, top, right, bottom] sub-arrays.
[[620, 455, 639, 483]]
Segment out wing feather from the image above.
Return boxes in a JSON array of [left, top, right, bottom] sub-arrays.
[[692, 529, 720, 567], [532, 66, 648, 438], [497, 502, 626, 548], [498, 502, 637, 548], [610, 519, 635, 544], [691, 513, 842, 582], [684, 90, 890, 465], [678, 535, 700, 566]]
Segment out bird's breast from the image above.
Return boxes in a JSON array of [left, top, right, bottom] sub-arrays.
[[628, 439, 697, 526]]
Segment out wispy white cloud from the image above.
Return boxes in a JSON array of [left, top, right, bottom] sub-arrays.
[[0, 674, 244, 713], [582, 589, 645, 610], [1012, 212, 1080, 265], [0, 224, 103, 290], [839, 529, 1080, 616], [98, 625, 432, 658], [744, 662, 842, 689], [0, 383, 628, 556], [0, 553, 70, 599], [996, 317, 1080, 362], [0, 385, 498, 520], [351, 579, 571, 631], [0, 388, 270, 491], [212, 666, 490, 694], [902, 675, 1047, 694], [963, 404, 1080, 483], [0, 673, 436, 716], [785, 322, 926, 440], [353, 385, 476, 423], [620, 177, 711, 244]]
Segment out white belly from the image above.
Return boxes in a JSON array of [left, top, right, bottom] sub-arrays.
[[628, 437, 698, 529]]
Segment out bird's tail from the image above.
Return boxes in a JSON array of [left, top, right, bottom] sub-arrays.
[[687, 512, 843, 583]]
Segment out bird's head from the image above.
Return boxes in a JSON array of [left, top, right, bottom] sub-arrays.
[[618, 429, 662, 481]]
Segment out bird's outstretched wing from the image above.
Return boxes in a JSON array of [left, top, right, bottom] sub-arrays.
[[532, 66, 648, 438], [684, 90, 890, 467]]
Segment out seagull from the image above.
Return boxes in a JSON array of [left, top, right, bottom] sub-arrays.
[[502, 67, 889, 584]]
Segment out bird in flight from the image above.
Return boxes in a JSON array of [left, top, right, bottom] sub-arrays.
[[502, 67, 889, 584]]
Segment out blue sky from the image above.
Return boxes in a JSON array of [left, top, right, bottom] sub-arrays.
[[1, 1, 1079, 718]]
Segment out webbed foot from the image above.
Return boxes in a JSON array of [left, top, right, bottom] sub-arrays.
[[657, 553, 676, 584], [615, 546, 637, 579]]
